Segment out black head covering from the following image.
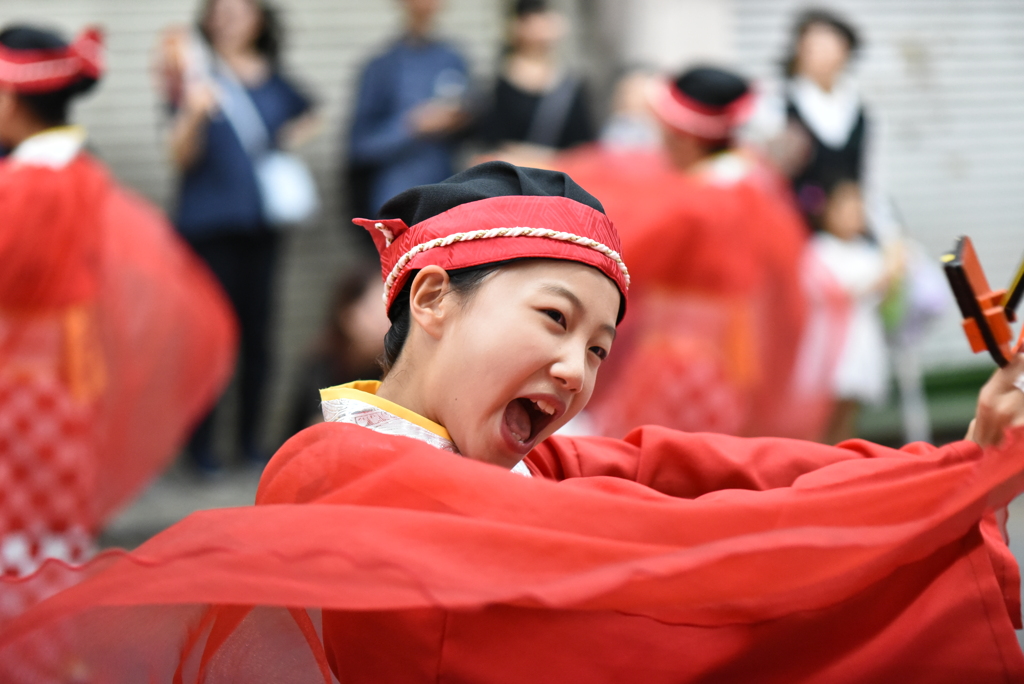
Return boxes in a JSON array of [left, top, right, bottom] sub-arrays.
[[795, 8, 860, 52], [673, 66, 750, 109], [0, 25, 66, 51], [378, 161, 606, 225], [514, 0, 549, 17], [784, 8, 860, 76]]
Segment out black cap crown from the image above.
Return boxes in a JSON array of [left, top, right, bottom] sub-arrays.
[[378, 161, 606, 226], [673, 66, 749, 110]]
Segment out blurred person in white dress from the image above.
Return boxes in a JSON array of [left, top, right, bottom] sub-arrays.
[[813, 181, 903, 443]]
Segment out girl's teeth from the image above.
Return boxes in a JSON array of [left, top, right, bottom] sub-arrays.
[[535, 399, 556, 416]]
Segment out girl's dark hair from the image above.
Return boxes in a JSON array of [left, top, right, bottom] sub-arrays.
[[783, 8, 860, 77], [381, 262, 510, 374], [499, 0, 550, 59], [198, 0, 282, 65], [0, 26, 99, 127], [514, 0, 549, 17]]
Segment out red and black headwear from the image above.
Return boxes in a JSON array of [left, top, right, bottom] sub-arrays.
[[0, 25, 104, 94], [355, 162, 629, 319], [648, 66, 754, 143]]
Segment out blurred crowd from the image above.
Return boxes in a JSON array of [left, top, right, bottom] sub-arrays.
[[238, 0, 942, 460], [0, 0, 958, 558]]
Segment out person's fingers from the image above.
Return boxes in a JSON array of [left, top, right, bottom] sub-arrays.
[[980, 392, 1024, 446], [965, 418, 977, 442], [972, 354, 1024, 446], [1008, 389, 1024, 426], [995, 353, 1024, 390]]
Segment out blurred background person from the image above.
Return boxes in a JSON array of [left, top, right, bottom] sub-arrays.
[[748, 7, 899, 243], [476, 0, 594, 165], [347, 0, 470, 221], [812, 181, 901, 443], [158, 0, 319, 473], [596, 66, 661, 152], [746, 7, 946, 442], [563, 66, 839, 441], [0, 23, 234, 611], [287, 266, 389, 435]]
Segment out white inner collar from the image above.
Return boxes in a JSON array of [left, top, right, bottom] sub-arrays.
[[788, 76, 862, 149], [11, 126, 86, 169], [321, 395, 533, 477]]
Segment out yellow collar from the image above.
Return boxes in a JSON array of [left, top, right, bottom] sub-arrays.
[[320, 380, 452, 442]]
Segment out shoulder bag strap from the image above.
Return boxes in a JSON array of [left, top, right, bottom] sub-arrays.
[[193, 34, 272, 159], [524, 74, 579, 148]]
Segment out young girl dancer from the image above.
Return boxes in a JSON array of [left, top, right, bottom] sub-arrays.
[[3, 162, 1024, 684]]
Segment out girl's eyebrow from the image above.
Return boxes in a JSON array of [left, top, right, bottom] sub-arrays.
[[540, 284, 617, 340]]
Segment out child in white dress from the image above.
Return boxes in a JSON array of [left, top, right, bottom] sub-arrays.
[[813, 181, 901, 442]]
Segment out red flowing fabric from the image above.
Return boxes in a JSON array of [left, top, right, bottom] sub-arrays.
[[1, 422, 1022, 682], [556, 147, 841, 439], [0, 153, 236, 612]]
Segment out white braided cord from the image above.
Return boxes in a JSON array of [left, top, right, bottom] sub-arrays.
[[380, 226, 631, 304]]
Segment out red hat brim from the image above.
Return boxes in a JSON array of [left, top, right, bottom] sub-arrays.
[[354, 195, 629, 316]]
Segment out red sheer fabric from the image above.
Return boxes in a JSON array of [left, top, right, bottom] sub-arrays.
[[1, 423, 1022, 682], [0, 154, 236, 609], [556, 146, 842, 439]]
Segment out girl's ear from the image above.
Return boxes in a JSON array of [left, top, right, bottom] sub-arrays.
[[408, 265, 453, 340]]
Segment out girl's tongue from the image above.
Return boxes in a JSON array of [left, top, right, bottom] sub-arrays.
[[504, 398, 533, 444]]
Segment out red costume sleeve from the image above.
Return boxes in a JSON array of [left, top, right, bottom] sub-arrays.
[[529, 427, 949, 496], [0, 155, 236, 561], [1, 424, 1022, 683], [91, 171, 237, 519], [530, 427, 1021, 628]]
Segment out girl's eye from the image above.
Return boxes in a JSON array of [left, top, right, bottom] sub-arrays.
[[589, 346, 608, 361], [543, 309, 567, 328]]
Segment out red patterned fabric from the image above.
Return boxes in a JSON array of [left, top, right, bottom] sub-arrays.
[[556, 146, 839, 440], [0, 151, 236, 616], [353, 194, 629, 314], [0, 373, 95, 576], [0, 423, 1022, 682]]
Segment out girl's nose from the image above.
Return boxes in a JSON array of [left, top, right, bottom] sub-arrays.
[[551, 345, 585, 394]]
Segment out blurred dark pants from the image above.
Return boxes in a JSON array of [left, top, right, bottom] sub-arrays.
[[186, 230, 280, 467]]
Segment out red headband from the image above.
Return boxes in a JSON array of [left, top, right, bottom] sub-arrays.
[[648, 77, 754, 142], [354, 195, 630, 314], [0, 27, 104, 94]]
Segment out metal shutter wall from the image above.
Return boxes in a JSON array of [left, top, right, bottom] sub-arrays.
[[734, 0, 1024, 370]]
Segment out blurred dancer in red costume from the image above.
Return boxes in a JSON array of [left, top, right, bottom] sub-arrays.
[[1, 162, 1024, 683], [0, 24, 235, 618], [560, 66, 843, 440]]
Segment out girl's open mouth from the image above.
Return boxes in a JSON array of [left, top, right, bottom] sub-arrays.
[[503, 396, 562, 447]]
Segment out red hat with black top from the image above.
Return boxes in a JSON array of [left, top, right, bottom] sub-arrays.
[[354, 161, 630, 320], [0, 26, 104, 94], [648, 66, 754, 143]]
